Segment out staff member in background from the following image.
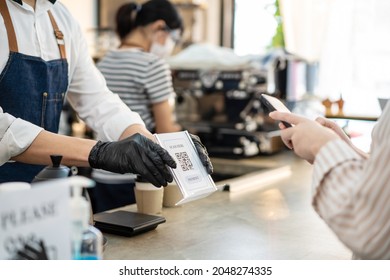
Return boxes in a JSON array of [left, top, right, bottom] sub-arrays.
[[0, 0, 212, 186], [90, 0, 190, 212], [270, 106, 390, 259], [97, 0, 182, 134]]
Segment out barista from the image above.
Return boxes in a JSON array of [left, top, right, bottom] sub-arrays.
[[0, 0, 211, 186], [97, 0, 183, 134]]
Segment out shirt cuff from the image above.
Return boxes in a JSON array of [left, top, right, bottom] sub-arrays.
[[312, 139, 362, 199], [0, 118, 43, 165], [98, 110, 145, 142]]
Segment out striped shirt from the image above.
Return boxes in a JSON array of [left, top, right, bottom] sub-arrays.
[[97, 48, 175, 132], [312, 103, 390, 259]]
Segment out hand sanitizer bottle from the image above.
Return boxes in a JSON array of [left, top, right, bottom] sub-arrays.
[[69, 176, 103, 260], [80, 225, 103, 260]]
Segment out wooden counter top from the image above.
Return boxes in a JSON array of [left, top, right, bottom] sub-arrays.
[[101, 152, 351, 260]]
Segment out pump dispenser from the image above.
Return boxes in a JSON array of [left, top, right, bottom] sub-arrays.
[[69, 176, 103, 260]]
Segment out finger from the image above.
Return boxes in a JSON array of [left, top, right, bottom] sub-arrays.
[[152, 143, 177, 169], [199, 154, 213, 174], [315, 116, 334, 129], [280, 128, 294, 149], [284, 140, 294, 150], [279, 132, 293, 149], [315, 116, 326, 125], [191, 135, 213, 174], [205, 160, 213, 174], [140, 169, 165, 187], [146, 148, 175, 185], [190, 134, 201, 143], [317, 118, 343, 136], [138, 153, 167, 187], [193, 142, 213, 172], [136, 134, 176, 169], [190, 133, 214, 174], [148, 150, 174, 184], [141, 140, 175, 183], [278, 123, 286, 130], [269, 111, 308, 125], [195, 145, 208, 165]]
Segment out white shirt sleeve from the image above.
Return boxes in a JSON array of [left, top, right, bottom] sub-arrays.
[[0, 107, 43, 165], [0, 2, 146, 163], [65, 14, 145, 142]]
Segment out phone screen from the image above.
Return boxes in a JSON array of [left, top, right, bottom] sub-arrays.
[[260, 94, 292, 127]]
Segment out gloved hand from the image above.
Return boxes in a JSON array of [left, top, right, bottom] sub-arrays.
[[190, 134, 213, 174], [89, 133, 177, 187]]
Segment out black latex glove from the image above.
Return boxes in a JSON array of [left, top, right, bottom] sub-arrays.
[[89, 133, 177, 187], [190, 134, 213, 174]]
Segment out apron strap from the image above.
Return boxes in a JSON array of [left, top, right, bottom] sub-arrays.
[[0, 0, 66, 59], [0, 0, 18, 52], [47, 10, 66, 59]]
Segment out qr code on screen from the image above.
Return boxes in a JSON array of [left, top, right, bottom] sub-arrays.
[[175, 152, 194, 171]]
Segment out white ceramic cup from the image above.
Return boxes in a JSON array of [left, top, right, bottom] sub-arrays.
[[163, 183, 183, 207], [0, 182, 31, 193], [134, 182, 164, 215]]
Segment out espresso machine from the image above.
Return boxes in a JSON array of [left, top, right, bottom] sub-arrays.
[[172, 67, 285, 158]]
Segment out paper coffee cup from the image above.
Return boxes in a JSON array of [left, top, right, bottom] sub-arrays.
[[135, 182, 163, 215], [163, 183, 183, 207]]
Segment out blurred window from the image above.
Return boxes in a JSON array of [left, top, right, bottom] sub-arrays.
[[233, 0, 277, 56]]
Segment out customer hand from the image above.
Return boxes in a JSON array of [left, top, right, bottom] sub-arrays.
[[89, 133, 177, 187], [315, 117, 369, 159], [278, 115, 352, 145], [190, 134, 213, 174], [315, 117, 352, 144], [269, 112, 339, 163]]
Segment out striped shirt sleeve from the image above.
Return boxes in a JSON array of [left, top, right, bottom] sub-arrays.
[[144, 58, 175, 104], [312, 132, 390, 259]]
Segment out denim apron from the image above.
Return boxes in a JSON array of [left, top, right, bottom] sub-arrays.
[[0, 0, 68, 183]]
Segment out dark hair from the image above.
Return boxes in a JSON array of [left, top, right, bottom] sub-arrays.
[[116, 0, 183, 40]]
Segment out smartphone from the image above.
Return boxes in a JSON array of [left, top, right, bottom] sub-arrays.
[[260, 94, 292, 127]]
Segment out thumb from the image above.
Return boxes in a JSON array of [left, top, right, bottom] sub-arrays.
[[315, 116, 327, 126], [315, 117, 337, 131]]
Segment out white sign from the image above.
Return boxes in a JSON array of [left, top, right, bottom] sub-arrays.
[[0, 179, 71, 260], [154, 131, 217, 205]]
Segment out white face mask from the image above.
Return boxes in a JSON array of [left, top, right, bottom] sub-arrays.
[[150, 36, 175, 59]]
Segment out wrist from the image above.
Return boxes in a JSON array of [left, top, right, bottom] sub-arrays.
[[120, 124, 155, 142], [88, 140, 105, 168], [311, 134, 339, 158]]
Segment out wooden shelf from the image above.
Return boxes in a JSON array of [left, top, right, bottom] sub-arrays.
[[326, 114, 378, 121]]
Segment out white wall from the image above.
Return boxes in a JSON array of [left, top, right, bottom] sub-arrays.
[[60, 0, 97, 34], [205, 0, 221, 45], [60, 0, 221, 50]]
